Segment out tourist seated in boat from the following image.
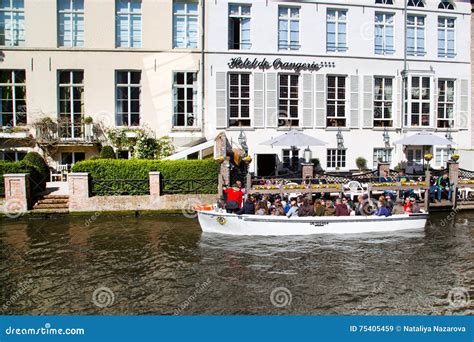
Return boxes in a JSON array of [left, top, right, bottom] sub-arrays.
[[403, 197, 413, 213], [324, 201, 336, 216], [437, 172, 452, 202], [355, 194, 370, 216], [335, 198, 350, 216], [236, 195, 256, 215], [385, 195, 394, 212], [374, 196, 392, 217], [298, 198, 315, 217], [313, 199, 326, 216], [392, 199, 405, 215], [410, 198, 421, 213], [223, 184, 243, 213], [342, 197, 354, 215], [286, 199, 299, 218], [255, 200, 269, 215], [270, 197, 285, 216]]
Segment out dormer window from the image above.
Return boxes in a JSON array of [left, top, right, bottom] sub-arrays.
[[438, 1, 454, 10], [375, 0, 394, 4], [407, 0, 424, 7]]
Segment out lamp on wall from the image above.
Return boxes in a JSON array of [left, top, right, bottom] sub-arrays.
[[445, 130, 454, 156], [238, 130, 248, 154], [383, 127, 390, 148], [336, 128, 344, 149], [304, 147, 312, 163]]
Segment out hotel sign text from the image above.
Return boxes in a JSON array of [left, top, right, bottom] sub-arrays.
[[228, 57, 335, 73]]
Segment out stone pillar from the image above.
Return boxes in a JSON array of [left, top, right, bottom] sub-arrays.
[[447, 161, 459, 186], [149, 172, 161, 197], [68, 173, 90, 199], [301, 163, 314, 179], [4, 173, 30, 212], [377, 162, 390, 177]]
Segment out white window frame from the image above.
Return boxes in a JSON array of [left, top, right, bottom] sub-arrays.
[[326, 75, 347, 127], [172, 71, 198, 128], [326, 9, 347, 53], [375, 0, 393, 4], [373, 148, 392, 168], [435, 147, 451, 167], [282, 148, 299, 169], [407, 15, 425, 56], [438, 1, 454, 10], [228, 4, 251, 50], [173, 1, 199, 49], [327, 148, 346, 169], [58, 0, 84, 47], [404, 75, 431, 128], [60, 151, 85, 165], [374, 12, 394, 55], [0, 0, 25, 47], [115, 71, 141, 127], [278, 74, 300, 127], [116, 0, 142, 48], [374, 76, 394, 127], [228, 72, 251, 127], [437, 79, 455, 129], [0, 150, 26, 161], [278, 6, 300, 51], [58, 70, 84, 139], [0, 70, 26, 127], [437, 17, 455, 58], [407, 0, 424, 7]]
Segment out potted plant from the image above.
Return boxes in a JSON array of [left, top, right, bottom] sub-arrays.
[[451, 153, 460, 162], [83, 116, 94, 140], [424, 153, 433, 162]]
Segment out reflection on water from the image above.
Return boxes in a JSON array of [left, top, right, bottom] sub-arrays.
[[0, 212, 472, 315]]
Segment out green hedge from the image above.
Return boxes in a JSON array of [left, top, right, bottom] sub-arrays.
[[0, 152, 49, 196], [72, 159, 219, 194]]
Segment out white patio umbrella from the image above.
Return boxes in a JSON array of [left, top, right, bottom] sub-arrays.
[[393, 131, 456, 146], [260, 129, 327, 147]]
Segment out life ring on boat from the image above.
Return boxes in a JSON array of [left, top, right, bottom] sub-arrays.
[[192, 204, 214, 211]]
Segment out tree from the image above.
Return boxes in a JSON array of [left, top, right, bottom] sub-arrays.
[[356, 157, 368, 171], [100, 146, 116, 159]]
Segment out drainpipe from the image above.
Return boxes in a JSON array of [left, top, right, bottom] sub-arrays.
[[200, 0, 205, 138], [402, 0, 407, 132]]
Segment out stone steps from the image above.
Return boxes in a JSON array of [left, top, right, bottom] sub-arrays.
[[32, 195, 70, 213], [30, 209, 70, 215]]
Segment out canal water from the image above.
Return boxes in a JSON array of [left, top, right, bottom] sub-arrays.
[[0, 212, 472, 315]]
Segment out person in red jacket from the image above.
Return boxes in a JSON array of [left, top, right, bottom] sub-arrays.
[[223, 185, 243, 213], [335, 198, 350, 216]]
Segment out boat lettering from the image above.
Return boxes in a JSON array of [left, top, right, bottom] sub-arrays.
[[310, 221, 329, 227]]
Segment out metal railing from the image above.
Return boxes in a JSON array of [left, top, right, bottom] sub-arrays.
[[91, 179, 149, 196], [162, 178, 217, 195]]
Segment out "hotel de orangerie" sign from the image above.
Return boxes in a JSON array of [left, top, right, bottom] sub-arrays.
[[228, 57, 336, 73]]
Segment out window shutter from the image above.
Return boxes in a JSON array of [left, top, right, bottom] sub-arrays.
[[395, 76, 402, 128], [215, 72, 227, 129], [315, 74, 326, 128], [363, 75, 373, 128], [302, 74, 314, 128], [457, 79, 469, 130], [349, 75, 359, 128], [433, 78, 438, 129], [266, 73, 278, 127], [254, 72, 265, 128]]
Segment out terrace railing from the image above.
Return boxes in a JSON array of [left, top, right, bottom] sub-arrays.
[[162, 178, 217, 195], [91, 179, 149, 196]]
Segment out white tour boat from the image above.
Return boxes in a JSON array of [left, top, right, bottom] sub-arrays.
[[194, 207, 428, 236]]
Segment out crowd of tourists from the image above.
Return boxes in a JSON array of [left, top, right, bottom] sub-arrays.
[[220, 180, 422, 218]]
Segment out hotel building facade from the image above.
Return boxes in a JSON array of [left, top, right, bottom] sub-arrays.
[[0, 0, 472, 176]]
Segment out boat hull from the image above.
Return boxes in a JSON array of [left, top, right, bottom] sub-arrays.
[[196, 211, 428, 236]]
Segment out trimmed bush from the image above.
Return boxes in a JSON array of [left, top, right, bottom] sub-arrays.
[[72, 159, 219, 194], [100, 146, 116, 159], [23, 151, 49, 175]]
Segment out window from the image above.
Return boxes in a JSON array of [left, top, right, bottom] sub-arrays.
[[375, 13, 394, 55], [407, 15, 425, 56], [173, 2, 198, 49], [58, 70, 84, 139], [116, 0, 142, 48], [228, 4, 251, 50], [173, 72, 197, 127], [60, 152, 85, 165], [438, 1, 454, 9], [282, 149, 299, 169], [374, 77, 393, 127], [1, 150, 25, 161], [228, 73, 250, 127], [58, 0, 84, 47], [278, 7, 299, 51], [0, 0, 25, 46], [373, 148, 392, 168], [327, 9, 347, 52], [437, 79, 455, 128], [117, 150, 131, 159], [438, 17, 455, 58], [435, 148, 451, 166], [0, 70, 26, 127], [327, 149, 346, 169], [404, 76, 430, 127], [278, 74, 299, 127], [375, 0, 393, 4], [116, 71, 141, 126], [327, 76, 346, 127], [407, 0, 424, 7]]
